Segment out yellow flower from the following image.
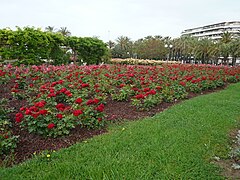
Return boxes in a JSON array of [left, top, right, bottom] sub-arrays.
[[46, 154, 51, 158]]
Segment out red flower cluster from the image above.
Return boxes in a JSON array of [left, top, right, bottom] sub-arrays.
[[48, 93, 56, 98], [39, 109, 48, 115], [35, 100, 46, 108], [146, 89, 156, 95], [73, 109, 83, 116], [47, 123, 55, 129], [119, 84, 125, 88], [96, 103, 104, 112], [64, 90, 72, 97], [75, 98, 83, 104], [56, 113, 63, 119], [0, 69, 6, 76], [135, 94, 145, 99], [81, 83, 90, 88], [86, 98, 100, 105], [56, 103, 66, 111], [15, 112, 24, 123]]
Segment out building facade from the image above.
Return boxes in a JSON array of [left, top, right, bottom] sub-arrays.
[[181, 21, 240, 40]]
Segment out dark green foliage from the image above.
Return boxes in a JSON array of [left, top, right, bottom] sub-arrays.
[[0, 99, 18, 160], [0, 27, 108, 65]]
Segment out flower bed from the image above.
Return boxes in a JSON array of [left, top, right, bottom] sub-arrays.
[[1, 63, 240, 164]]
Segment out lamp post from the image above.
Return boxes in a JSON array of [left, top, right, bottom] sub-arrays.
[[164, 44, 173, 63]]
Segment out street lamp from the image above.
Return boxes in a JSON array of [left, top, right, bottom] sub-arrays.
[[164, 44, 173, 62]]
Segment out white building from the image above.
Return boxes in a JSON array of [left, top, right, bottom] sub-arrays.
[[181, 21, 240, 40]]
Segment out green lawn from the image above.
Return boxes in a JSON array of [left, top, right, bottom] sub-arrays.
[[1, 83, 240, 179]]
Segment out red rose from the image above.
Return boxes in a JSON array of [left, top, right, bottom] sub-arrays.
[[135, 94, 145, 99], [86, 99, 94, 105], [143, 88, 150, 92], [50, 89, 55, 93], [64, 90, 71, 95], [148, 89, 156, 95], [73, 109, 83, 116], [58, 80, 64, 84], [29, 106, 38, 112], [31, 113, 39, 119], [96, 104, 104, 112], [48, 93, 56, 97], [25, 109, 32, 115], [35, 100, 46, 108], [15, 117, 22, 123], [60, 87, 67, 93], [56, 103, 65, 111], [67, 93, 72, 97], [56, 114, 63, 119], [39, 109, 48, 115], [81, 83, 90, 88], [75, 98, 83, 104], [47, 123, 55, 129], [20, 107, 26, 111], [94, 98, 100, 104], [119, 84, 125, 88], [16, 112, 24, 119], [51, 82, 58, 87]]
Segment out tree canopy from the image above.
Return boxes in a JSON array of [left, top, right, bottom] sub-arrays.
[[0, 27, 109, 65]]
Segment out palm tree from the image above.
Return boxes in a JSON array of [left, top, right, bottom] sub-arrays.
[[107, 40, 115, 49], [176, 36, 196, 63], [193, 38, 215, 64], [115, 36, 133, 58], [58, 27, 71, 36], [45, 26, 55, 32], [220, 31, 232, 43], [229, 38, 240, 65], [219, 31, 233, 65]]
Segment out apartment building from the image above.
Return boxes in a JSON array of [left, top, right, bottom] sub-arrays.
[[181, 21, 240, 40]]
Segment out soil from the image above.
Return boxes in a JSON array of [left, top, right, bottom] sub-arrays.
[[1, 81, 240, 178]]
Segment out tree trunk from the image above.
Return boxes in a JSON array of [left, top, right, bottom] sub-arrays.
[[232, 57, 236, 66]]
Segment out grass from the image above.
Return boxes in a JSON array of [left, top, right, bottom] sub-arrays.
[[1, 83, 240, 179]]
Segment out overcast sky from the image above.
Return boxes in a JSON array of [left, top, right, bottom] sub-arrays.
[[1, 0, 239, 42]]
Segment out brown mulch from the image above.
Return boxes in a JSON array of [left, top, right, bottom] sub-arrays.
[[0, 82, 229, 166]]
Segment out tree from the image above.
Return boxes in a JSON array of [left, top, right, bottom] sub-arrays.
[[134, 36, 166, 60], [45, 26, 55, 32], [58, 27, 71, 37], [0, 27, 51, 64], [66, 36, 79, 64], [47, 32, 68, 65], [76, 37, 108, 64], [174, 36, 196, 63], [219, 32, 233, 65], [107, 40, 115, 49], [193, 38, 215, 64], [229, 38, 240, 65], [112, 36, 133, 58]]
